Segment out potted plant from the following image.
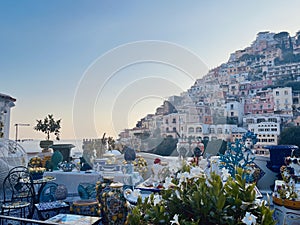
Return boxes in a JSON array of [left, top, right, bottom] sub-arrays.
[[126, 167, 275, 225], [34, 114, 61, 151]]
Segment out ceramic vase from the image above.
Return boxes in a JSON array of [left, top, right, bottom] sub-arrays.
[[96, 177, 113, 225], [103, 182, 127, 225]]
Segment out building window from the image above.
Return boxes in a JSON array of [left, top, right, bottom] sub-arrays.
[[284, 90, 288, 95], [166, 127, 169, 132], [257, 118, 266, 123], [173, 127, 176, 132], [172, 118, 176, 123], [230, 112, 234, 116], [276, 91, 279, 96], [165, 119, 169, 124], [209, 128, 215, 134], [230, 104, 234, 110], [217, 128, 222, 134], [188, 127, 194, 133], [196, 127, 202, 133]]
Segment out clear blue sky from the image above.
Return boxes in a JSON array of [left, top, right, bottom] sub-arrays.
[[1, 0, 300, 140]]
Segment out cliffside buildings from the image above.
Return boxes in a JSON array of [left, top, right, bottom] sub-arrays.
[[118, 30, 300, 154]]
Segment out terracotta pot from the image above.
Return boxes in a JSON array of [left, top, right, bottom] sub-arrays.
[[284, 198, 300, 210]]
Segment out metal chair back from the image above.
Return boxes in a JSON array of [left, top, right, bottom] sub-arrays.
[[1, 166, 35, 218]]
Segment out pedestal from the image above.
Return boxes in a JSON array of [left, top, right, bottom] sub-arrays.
[[50, 144, 75, 162]]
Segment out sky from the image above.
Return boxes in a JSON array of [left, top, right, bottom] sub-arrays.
[[1, 0, 300, 141]]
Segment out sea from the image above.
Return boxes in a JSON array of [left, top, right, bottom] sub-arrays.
[[18, 139, 84, 158]]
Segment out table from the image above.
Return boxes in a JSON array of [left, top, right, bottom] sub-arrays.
[[44, 171, 101, 194], [46, 213, 101, 225], [100, 171, 143, 186], [273, 204, 300, 225]]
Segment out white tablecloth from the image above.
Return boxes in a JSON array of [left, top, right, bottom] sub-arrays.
[[44, 171, 102, 194], [104, 171, 143, 186]]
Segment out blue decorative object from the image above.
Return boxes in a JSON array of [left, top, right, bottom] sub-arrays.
[[51, 150, 63, 170], [50, 144, 75, 162], [78, 183, 96, 200], [220, 139, 256, 182], [30, 171, 44, 180], [242, 130, 258, 145], [264, 145, 299, 172], [39, 182, 58, 202], [55, 184, 68, 200], [122, 164, 134, 174], [124, 146, 136, 162], [103, 182, 127, 225], [58, 161, 75, 172]]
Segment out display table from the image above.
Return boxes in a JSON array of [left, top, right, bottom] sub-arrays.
[[46, 213, 101, 225], [44, 171, 101, 194], [273, 204, 300, 225], [105, 171, 143, 186]]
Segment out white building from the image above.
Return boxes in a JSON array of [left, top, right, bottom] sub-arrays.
[[160, 113, 186, 138], [248, 122, 280, 151], [273, 87, 293, 114], [225, 101, 244, 125], [0, 93, 16, 139]]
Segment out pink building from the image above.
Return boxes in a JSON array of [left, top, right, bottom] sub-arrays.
[[239, 79, 273, 96], [244, 89, 274, 114]]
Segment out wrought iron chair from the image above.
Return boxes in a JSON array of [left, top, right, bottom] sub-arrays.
[[8, 165, 29, 173], [1, 167, 35, 219]]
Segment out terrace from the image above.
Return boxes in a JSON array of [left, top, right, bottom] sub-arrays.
[[0, 136, 300, 225]]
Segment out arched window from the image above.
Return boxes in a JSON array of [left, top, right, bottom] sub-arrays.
[[196, 127, 202, 133], [188, 127, 194, 133]]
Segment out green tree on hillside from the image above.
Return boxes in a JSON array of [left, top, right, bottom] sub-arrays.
[[279, 126, 300, 147]]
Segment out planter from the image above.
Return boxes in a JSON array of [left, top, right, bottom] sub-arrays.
[[30, 171, 44, 180], [264, 145, 298, 172], [284, 198, 300, 210], [40, 140, 54, 150], [272, 195, 284, 206], [50, 144, 75, 162], [272, 196, 300, 209]]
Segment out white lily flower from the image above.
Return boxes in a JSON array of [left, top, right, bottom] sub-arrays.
[[177, 171, 189, 184], [153, 194, 161, 206], [132, 189, 141, 197], [175, 190, 181, 200], [163, 177, 174, 189], [170, 214, 180, 225], [189, 166, 203, 178], [221, 168, 230, 181], [242, 212, 257, 225]]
